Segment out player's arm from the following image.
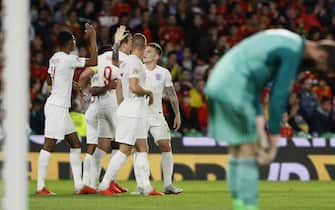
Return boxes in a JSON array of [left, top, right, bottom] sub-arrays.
[[90, 82, 117, 96], [115, 78, 123, 105], [164, 86, 181, 131], [84, 23, 98, 67], [112, 25, 127, 67], [78, 67, 96, 89], [79, 66, 116, 96], [267, 56, 300, 164], [129, 78, 153, 105]]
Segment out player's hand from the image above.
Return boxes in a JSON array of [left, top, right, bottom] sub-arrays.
[[173, 114, 181, 131], [106, 79, 117, 90], [72, 81, 82, 92], [114, 25, 128, 44], [146, 91, 154, 105], [257, 134, 278, 166], [85, 23, 96, 39]]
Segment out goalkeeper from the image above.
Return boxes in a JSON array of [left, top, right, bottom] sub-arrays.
[[205, 29, 335, 210]]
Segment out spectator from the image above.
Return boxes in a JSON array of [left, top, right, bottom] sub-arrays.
[[159, 14, 184, 47], [189, 80, 206, 130], [30, 98, 45, 134], [166, 51, 182, 81], [286, 92, 309, 134], [313, 78, 333, 100], [280, 112, 294, 138], [78, 1, 96, 22], [31, 50, 48, 82], [64, 10, 81, 37], [298, 78, 319, 122], [310, 97, 335, 136], [134, 9, 154, 43]]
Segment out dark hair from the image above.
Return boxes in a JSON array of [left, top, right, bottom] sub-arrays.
[[148, 42, 162, 56], [318, 40, 335, 72], [132, 33, 146, 49], [58, 31, 74, 48], [321, 96, 331, 103], [98, 44, 113, 55]]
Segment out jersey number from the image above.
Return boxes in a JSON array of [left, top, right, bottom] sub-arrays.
[[103, 66, 112, 85]]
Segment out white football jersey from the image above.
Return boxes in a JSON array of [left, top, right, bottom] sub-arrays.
[[46, 52, 85, 108], [95, 51, 122, 108], [117, 54, 147, 118], [144, 65, 173, 116]]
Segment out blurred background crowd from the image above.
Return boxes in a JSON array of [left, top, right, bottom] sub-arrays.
[[28, 0, 335, 138]]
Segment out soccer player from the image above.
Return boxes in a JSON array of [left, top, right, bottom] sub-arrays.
[[97, 33, 161, 196], [36, 23, 98, 195], [205, 29, 335, 210], [80, 45, 116, 191], [80, 27, 130, 191], [132, 43, 183, 194], [90, 29, 130, 192]]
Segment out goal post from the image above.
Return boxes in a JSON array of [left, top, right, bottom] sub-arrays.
[[2, 0, 29, 209]]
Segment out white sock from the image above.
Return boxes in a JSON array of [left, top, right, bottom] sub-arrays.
[[82, 153, 93, 186], [162, 152, 173, 187], [37, 149, 51, 191], [70, 148, 83, 191], [135, 152, 152, 193], [98, 151, 127, 190], [90, 148, 106, 187], [133, 152, 143, 188]]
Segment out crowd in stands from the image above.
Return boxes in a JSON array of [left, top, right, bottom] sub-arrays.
[[29, 0, 335, 138]]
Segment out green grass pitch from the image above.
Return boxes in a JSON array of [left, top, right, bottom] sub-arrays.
[[29, 181, 335, 210]]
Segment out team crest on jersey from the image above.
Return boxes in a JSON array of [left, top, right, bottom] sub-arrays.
[[155, 73, 161, 80]]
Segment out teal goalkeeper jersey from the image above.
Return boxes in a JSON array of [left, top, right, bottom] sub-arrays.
[[206, 29, 305, 134]]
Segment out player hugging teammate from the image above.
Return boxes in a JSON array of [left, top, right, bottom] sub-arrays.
[[36, 24, 182, 196]]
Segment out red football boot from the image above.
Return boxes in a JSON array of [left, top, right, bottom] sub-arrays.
[[36, 187, 56, 195], [77, 185, 97, 195], [109, 181, 122, 193], [99, 188, 118, 196], [114, 181, 128, 193], [147, 189, 164, 196]]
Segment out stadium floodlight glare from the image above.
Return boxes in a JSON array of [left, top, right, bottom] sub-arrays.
[[2, 0, 29, 210]]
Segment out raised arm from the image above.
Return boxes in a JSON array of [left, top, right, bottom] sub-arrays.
[[84, 23, 98, 67], [112, 25, 128, 67]]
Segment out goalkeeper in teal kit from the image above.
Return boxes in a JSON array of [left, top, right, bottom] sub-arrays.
[[205, 29, 335, 210]]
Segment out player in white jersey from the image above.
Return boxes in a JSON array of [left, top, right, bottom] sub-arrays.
[[36, 24, 98, 195], [98, 33, 162, 196], [79, 27, 131, 192], [133, 43, 183, 194], [79, 46, 118, 191]]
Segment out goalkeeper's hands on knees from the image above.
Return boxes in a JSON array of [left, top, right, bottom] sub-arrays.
[[257, 134, 279, 166], [255, 116, 278, 165]]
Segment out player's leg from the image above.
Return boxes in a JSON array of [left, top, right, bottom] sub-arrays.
[[151, 116, 182, 194], [82, 143, 96, 188], [97, 116, 137, 195], [227, 146, 243, 209], [156, 139, 183, 194], [37, 103, 63, 195], [98, 143, 132, 195], [36, 137, 56, 195], [235, 143, 259, 210], [83, 109, 98, 188], [133, 139, 149, 194], [64, 132, 85, 193]]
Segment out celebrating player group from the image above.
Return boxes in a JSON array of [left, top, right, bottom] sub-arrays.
[[36, 24, 183, 196]]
